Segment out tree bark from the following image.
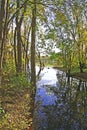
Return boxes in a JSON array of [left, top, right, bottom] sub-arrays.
[[0, 0, 5, 86], [79, 62, 84, 73], [30, 0, 36, 91], [15, 0, 27, 73]]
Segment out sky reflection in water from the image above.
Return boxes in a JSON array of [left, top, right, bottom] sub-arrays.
[[33, 67, 87, 130], [34, 67, 58, 129], [36, 67, 58, 105]]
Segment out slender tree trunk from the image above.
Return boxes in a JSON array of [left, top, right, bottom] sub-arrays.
[[17, 25, 22, 72], [30, 0, 36, 90], [15, 0, 27, 73], [79, 62, 83, 73], [37, 52, 44, 78], [15, 0, 21, 73], [25, 26, 31, 72], [0, 0, 5, 86], [14, 27, 18, 72]]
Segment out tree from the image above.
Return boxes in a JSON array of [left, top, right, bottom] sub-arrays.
[[30, 0, 37, 91], [51, 0, 87, 73], [0, 0, 9, 86], [14, 0, 27, 73]]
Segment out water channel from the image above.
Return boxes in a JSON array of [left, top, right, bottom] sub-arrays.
[[33, 67, 87, 130]]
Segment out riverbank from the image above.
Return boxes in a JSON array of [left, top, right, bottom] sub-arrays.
[[71, 72, 87, 81], [53, 66, 87, 81]]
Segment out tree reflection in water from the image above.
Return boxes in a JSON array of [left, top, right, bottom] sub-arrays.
[[33, 68, 87, 130], [44, 77, 87, 130]]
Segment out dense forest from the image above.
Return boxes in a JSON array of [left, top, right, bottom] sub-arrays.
[[0, 0, 87, 129]]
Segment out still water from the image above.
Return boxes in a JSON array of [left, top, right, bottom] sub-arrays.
[[33, 67, 87, 130]]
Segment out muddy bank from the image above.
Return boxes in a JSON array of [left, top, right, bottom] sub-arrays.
[[53, 67, 87, 81]]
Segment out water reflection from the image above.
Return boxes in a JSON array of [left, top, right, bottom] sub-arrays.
[[33, 67, 87, 130]]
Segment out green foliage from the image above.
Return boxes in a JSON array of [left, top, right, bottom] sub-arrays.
[[10, 73, 30, 88], [71, 67, 80, 73], [2, 59, 30, 88], [0, 107, 5, 114], [50, 52, 58, 60], [3, 60, 16, 75]]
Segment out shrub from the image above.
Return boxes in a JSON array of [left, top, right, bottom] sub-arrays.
[[10, 73, 30, 88]]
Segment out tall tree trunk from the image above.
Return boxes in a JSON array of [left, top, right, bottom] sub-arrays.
[[17, 25, 22, 72], [15, 0, 27, 73], [15, 0, 22, 73], [79, 62, 83, 73], [0, 0, 5, 86], [25, 26, 31, 72], [30, 0, 36, 91], [14, 27, 18, 72]]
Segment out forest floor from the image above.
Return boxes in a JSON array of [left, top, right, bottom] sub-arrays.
[[0, 76, 33, 130]]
